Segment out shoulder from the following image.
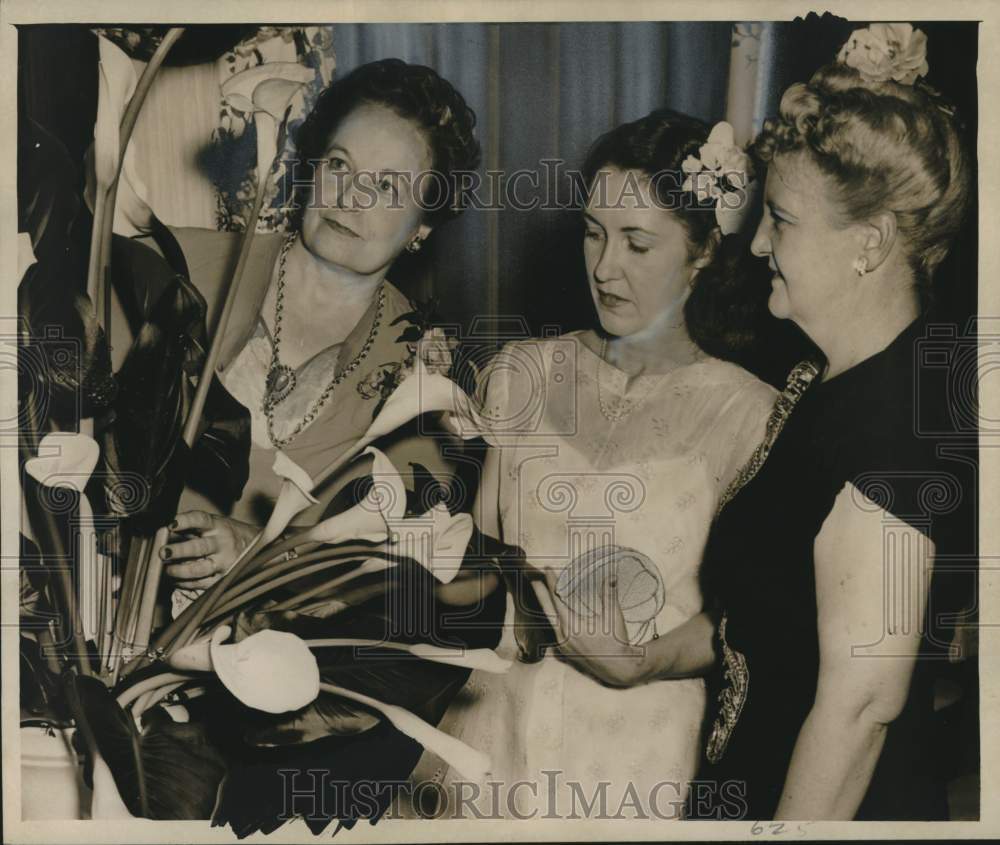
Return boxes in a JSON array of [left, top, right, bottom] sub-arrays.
[[688, 357, 777, 415]]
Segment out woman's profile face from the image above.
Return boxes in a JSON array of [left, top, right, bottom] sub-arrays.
[[300, 102, 433, 277], [751, 153, 866, 338], [583, 167, 698, 339]]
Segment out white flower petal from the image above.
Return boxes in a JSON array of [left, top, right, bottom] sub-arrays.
[[25, 433, 100, 489], [211, 628, 320, 713]]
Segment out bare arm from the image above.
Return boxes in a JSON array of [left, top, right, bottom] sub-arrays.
[[774, 482, 934, 819]]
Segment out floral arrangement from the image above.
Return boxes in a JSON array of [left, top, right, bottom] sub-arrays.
[[837, 23, 929, 86], [680, 121, 756, 236], [18, 29, 512, 834]]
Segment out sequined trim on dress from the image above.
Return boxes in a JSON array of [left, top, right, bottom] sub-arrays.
[[715, 358, 820, 517], [705, 612, 749, 764]]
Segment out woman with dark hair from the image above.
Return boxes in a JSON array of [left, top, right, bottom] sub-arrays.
[[145, 59, 482, 595], [105, 59, 501, 827], [550, 24, 971, 821], [408, 108, 777, 819]]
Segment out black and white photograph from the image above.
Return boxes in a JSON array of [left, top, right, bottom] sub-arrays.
[[3, 1, 996, 841]]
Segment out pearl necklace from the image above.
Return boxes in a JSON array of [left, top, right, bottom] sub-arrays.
[[264, 233, 385, 448], [595, 338, 670, 423]]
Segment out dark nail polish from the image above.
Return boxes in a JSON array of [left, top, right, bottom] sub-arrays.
[[169, 520, 178, 530], [160, 547, 172, 560]]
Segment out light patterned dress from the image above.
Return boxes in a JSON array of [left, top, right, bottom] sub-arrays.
[[407, 331, 775, 819]]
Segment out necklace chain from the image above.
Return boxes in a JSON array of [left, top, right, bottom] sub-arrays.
[[265, 233, 385, 449], [595, 338, 669, 423]]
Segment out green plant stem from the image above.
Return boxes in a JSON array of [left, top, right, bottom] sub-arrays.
[[20, 390, 93, 676], [267, 560, 393, 613], [127, 85, 283, 662], [201, 554, 372, 627], [211, 542, 376, 611], [92, 27, 184, 679], [92, 26, 185, 345], [131, 680, 186, 719], [115, 671, 196, 710]]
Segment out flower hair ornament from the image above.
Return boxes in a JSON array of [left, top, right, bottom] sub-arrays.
[[681, 121, 757, 236], [837, 23, 929, 85]]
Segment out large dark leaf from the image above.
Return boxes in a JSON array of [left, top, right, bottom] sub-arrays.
[[20, 634, 68, 720], [211, 530, 508, 837], [18, 117, 81, 269], [240, 614, 471, 747], [185, 377, 251, 511], [104, 230, 250, 518], [18, 259, 117, 426], [101, 270, 206, 529], [65, 672, 226, 819], [213, 721, 421, 838], [17, 117, 116, 426]]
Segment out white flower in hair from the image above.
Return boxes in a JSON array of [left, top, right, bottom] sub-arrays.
[[838, 23, 929, 86], [680, 121, 754, 235]]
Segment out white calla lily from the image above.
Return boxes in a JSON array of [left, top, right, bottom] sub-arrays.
[[297, 447, 405, 546], [210, 626, 320, 714], [388, 504, 473, 585], [261, 450, 319, 545], [92, 34, 155, 237], [25, 432, 100, 484], [313, 359, 464, 490], [221, 62, 314, 189], [25, 433, 106, 640]]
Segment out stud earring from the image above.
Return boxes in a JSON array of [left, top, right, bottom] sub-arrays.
[[852, 256, 868, 276], [406, 237, 423, 254]]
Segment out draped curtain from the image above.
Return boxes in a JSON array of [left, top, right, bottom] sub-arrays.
[[26, 20, 972, 338], [332, 22, 790, 337]]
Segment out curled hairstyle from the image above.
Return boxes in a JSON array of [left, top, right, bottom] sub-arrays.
[[581, 108, 765, 360], [753, 63, 970, 304], [294, 58, 481, 227]]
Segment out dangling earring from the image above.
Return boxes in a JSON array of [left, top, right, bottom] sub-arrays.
[[406, 236, 423, 254], [852, 256, 868, 276]]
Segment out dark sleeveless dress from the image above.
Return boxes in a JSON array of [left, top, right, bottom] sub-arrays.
[[691, 318, 975, 821]]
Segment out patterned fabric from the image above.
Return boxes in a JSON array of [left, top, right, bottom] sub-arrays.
[[406, 332, 776, 818], [213, 27, 336, 233]]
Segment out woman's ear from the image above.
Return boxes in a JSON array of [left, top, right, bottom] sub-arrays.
[[693, 227, 722, 270], [860, 211, 898, 273]]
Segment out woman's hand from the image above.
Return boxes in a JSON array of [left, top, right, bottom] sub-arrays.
[[161, 511, 259, 590], [536, 568, 647, 687]]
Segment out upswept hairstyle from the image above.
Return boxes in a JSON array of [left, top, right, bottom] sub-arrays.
[[753, 63, 970, 306], [581, 108, 767, 361], [293, 58, 481, 227]]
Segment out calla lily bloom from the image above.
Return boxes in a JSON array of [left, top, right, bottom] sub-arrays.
[[221, 62, 314, 190], [91, 34, 155, 237], [296, 447, 406, 547], [25, 433, 106, 640], [210, 626, 320, 714], [387, 504, 473, 585], [294, 445, 472, 584], [312, 359, 464, 490], [261, 450, 319, 546]]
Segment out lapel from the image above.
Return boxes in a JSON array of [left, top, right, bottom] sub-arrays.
[[215, 233, 285, 373]]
